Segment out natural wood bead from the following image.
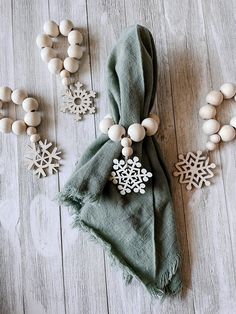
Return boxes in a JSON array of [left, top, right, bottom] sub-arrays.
[[121, 137, 132, 147], [64, 57, 79, 73], [67, 45, 83, 59], [12, 120, 26, 135], [202, 119, 220, 135], [206, 141, 217, 151], [209, 134, 221, 144], [122, 147, 133, 158], [68, 30, 83, 45], [199, 104, 216, 120], [24, 112, 41, 127], [99, 117, 114, 134], [220, 83, 236, 99], [60, 69, 70, 78], [205, 90, 223, 106], [229, 116, 236, 128], [22, 97, 39, 112], [0, 117, 13, 133], [61, 77, 72, 86], [48, 58, 63, 74], [141, 118, 158, 136], [218, 125, 236, 142], [59, 19, 74, 36], [36, 34, 53, 48], [41, 47, 57, 63], [108, 124, 126, 141], [0, 86, 12, 102], [30, 134, 41, 143], [11, 89, 28, 105], [149, 113, 160, 126], [27, 126, 37, 136], [128, 123, 145, 142], [43, 20, 59, 37]]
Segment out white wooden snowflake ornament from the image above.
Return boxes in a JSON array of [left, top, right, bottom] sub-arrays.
[[26, 140, 61, 178], [173, 150, 216, 190], [110, 156, 152, 195], [61, 82, 96, 121]]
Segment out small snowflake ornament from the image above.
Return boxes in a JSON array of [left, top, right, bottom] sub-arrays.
[[110, 156, 152, 195], [61, 81, 96, 121], [26, 139, 61, 178], [173, 150, 216, 190]]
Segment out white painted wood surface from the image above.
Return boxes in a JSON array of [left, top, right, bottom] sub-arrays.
[[0, 0, 236, 313]]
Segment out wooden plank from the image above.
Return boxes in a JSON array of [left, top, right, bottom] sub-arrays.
[[0, 1, 24, 313], [48, 1, 109, 313], [11, 0, 66, 313], [162, 0, 236, 312]]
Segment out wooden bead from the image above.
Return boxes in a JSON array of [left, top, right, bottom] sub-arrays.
[[36, 34, 53, 48], [43, 20, 59, 37], [199, 104, 216, 120], [218, 125, 236, 142], [24, 112, 41, 127], [149, 113, 160, 126], [205, 90, 223, 106], [22, 97, 39, 112], [128, 123, 145, 142], [27, 126, 37, 135], [68, 30, 83, 45], [59, 19, 74, 36], [220, 83, 236, 99], [60, 69, 70, 78], [108, 124, 126, 141], [206, 141, 217, 151], [12, 120, 26, 135], [0, 117, 13, 133], [67, 45, 83, 59], [230, 116, 236, 128], [202, 119, 220, 135], [64, 57, 79, 73], [122, 147, 133, 158], [209, 134, 221, 144], [141, 118, 158, 136], [41, 47, 57, 63], [121, 137, 132, 147], [30, 134, 41, 143], [99, 117, 114, 134], [61, 77, 72, 86], [11, 89, 28, 105], [48, 58, 63, 74], [0, 86, 12, 102]]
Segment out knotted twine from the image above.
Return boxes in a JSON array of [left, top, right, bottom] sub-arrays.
[[58, 25, 182, 299]]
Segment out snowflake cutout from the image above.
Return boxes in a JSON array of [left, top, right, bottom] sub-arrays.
[[61, 81, 96, 121], [109, 156, 153, 195], [26, 140, 61, 178], [173, 150, 216, 190]]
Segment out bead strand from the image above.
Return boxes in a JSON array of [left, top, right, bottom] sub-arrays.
[[0, 86, 41, 143], [199, 82, 236, 151], [36, 19, 85, 86], [99, 113, 160, 158]]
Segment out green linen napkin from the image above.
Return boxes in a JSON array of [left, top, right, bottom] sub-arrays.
[[58, 24, 182, 299]]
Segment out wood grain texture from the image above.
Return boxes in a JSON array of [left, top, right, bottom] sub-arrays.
[[0, 0, 236, 313]]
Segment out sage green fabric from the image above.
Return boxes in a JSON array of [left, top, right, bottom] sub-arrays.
[[58, 25, 182, 298]]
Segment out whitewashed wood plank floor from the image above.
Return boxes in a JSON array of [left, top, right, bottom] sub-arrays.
[[0, 0, 236, 313]]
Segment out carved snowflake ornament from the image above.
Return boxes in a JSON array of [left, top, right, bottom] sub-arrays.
[[110, 156, 152, 195], [61, 82, 96, 121], [26, 140, 61, 178], [173, 150, 216, 190]]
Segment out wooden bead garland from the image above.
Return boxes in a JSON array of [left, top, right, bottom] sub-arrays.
[[199, 82, 236, 148], [0, 86, 61, 177], [100, 114, 159, 195], [36, 19, 84, 86]]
